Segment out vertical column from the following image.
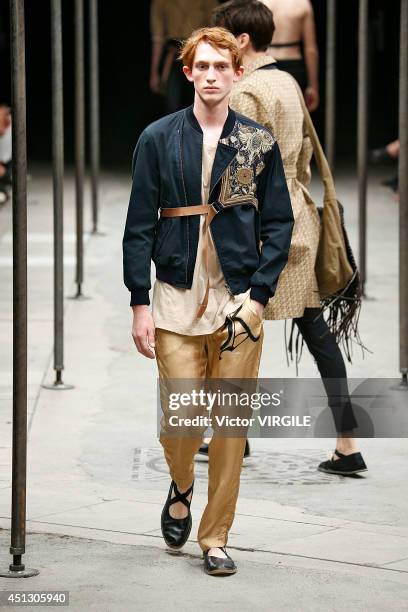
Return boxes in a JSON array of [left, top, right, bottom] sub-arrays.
[[357, 0, 369, 295], [399, 0, 408, 386], [325, 0, 336, 170], [51, 0, 64, 381], [74, 0, 86, 297], [0, 0, 39, 579], [89, 0, 100, 235], [43, 0, 73, 390]]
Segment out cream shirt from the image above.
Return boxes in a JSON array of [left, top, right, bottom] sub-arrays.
[[152, 142, 250, 335]]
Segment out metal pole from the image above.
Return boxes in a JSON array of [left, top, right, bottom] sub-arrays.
[[325, 0, 336, 171], [357, 0, 369, 296], [399, 0, 408, 386], [73, 0, 86, 298], [89, 0, 101, 235], [43, 0, 74, 390], [0, 0, 38, 579]]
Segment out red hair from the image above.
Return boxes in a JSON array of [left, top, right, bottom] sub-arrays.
[[179, 26, 242, 71]]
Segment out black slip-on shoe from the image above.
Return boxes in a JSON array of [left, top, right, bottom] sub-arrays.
[[197, 440, 251, 460], [318, 449, 368, 475], [203, 547, 237, 576], [381, 175, 398, 192], [161, 480, 194, 550]]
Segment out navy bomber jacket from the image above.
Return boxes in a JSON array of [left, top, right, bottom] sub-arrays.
[[123, 105, 294, 307]]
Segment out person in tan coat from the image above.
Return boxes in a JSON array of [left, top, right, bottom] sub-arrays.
[[211, 0, 368, 476], [150, 0, 219, 113]]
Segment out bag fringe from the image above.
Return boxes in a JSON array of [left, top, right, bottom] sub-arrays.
[[286, 201, 370, 367]]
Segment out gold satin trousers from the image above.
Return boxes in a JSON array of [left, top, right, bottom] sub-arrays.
[[156, 297, 264, 551]]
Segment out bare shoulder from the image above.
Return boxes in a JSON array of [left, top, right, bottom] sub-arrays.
[[261, 0, 313, 15], [302, 0, 314, 17]]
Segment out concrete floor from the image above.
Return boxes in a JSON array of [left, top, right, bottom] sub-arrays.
[[0, 165, 407, 611]]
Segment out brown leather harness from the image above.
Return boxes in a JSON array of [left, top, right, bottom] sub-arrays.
[[160, 201, 250, 319]]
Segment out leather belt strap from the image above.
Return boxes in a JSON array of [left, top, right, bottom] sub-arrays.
[[160, 204, 219, 319], [160, 203, 218, 222]]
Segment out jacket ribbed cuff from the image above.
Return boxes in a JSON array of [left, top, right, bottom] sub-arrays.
[[250, 286, 270, 307], [130, 288, 150, 306]]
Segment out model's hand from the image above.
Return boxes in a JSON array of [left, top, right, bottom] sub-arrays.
[[0, 105, 11, 136], [149, 72, 161, 94], [386, 139, 400, 159], [132, 305, 156, 359], [305, 87, 319, 112], [250, 299, 265, 321]]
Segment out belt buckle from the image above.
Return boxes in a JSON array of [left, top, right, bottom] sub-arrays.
[[210, 201, 223, 215]]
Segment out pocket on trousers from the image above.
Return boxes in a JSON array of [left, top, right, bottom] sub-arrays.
[[246, 297, 264, 325]]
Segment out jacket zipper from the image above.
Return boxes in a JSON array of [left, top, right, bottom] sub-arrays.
[[224, 280, 234, 296]]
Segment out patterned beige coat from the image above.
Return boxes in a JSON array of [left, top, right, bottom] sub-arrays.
[[230, 55, 320, 319]]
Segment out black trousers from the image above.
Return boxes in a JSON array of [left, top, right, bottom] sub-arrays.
[[165, 58, 194, 115], [275, 58, 308, 93], [294, 308, 358, 433]]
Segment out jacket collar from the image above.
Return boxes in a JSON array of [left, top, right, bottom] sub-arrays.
[[181, 105, 238, 204], [185, 105, 237, 140], [241, 55, 277, 80]]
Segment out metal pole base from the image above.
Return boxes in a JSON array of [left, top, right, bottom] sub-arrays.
[[91, 228, 106, 236], [68, 284, 91, 300], [0, 556, 39, 578], [42, 381, 74, 390], [42, 370, 74, 390], [398, 373, 408, 390], [41, 371, 75, 391], [390, 373, 408, 391], [0, 567, 40, 578], [68, 293, 91, 300]]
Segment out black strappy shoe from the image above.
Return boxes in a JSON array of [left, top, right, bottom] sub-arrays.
[[161, 480, 194, 550], [318, 449, 368, 475], [203, 547, 237, 576]]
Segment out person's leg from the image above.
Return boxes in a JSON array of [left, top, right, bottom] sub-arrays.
[[293, 308, 359, 455], [156, 329, 208, 518], [197, 300, 264, 554], [164, 58, 192, 115]]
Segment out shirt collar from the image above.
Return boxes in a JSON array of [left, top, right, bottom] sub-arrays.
[[185, 105, 237, 139], [242, 55, 277, 79]]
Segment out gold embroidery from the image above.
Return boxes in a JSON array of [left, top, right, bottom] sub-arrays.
[[219, 121, 275, 210], [219, 166, 258, 208], [256, 162, 265, 176], [237, 167, 253, 185]]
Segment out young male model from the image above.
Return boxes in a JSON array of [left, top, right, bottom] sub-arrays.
[[123, 27, 294, 575], [212, 0, 367, 476]]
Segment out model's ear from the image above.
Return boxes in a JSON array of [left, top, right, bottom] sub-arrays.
[[183, 65, 193, 82], [236, 33, 250, 50], [233, 65, 245, 83]]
